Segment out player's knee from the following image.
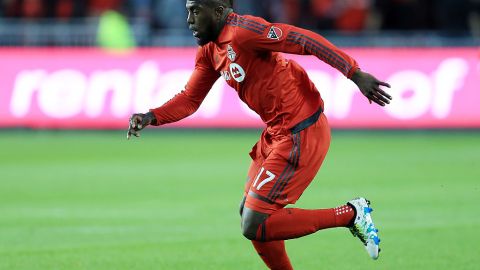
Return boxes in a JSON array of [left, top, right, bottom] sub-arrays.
[[241, 219, 259, 240], [239, 196, 246, 217], [241, 207, 269, 240]]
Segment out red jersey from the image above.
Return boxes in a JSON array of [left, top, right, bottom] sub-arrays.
[[150, 12, 359, 135]]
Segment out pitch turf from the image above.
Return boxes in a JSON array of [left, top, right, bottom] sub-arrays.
[[0, 129, 478, 270]]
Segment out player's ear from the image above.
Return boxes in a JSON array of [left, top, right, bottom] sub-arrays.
[[214, 6, 224, 19]]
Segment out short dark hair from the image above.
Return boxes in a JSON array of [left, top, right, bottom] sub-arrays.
[[202, 0, 233, 8]]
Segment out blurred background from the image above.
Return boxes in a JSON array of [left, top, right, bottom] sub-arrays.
[[0, 0, 479, 129], [0, 1, 479, 270], [0, 0, 479, 47]]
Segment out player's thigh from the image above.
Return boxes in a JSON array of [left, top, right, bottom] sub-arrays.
[[244, 118, 330, 214], [244, 160, 262, 194]]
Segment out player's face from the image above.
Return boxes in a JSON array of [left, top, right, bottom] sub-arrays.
[[186, 1, 218, 45]]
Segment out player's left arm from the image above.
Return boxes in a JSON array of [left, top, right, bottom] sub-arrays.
[[239, 18, 391, 106], [350, 69, 391, 106]]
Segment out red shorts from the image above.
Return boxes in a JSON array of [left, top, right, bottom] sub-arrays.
[[243, 112, 331, 214]]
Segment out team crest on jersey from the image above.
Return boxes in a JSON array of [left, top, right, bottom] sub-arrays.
[[267, 26, 283, 40], [227, 44, 236, 62]]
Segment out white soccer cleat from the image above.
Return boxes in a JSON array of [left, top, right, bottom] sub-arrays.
[[347, 197, 381, 260]]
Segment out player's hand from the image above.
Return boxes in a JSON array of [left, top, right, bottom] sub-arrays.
[[351, 70, 392, 106], [127, 112, 156, 140]]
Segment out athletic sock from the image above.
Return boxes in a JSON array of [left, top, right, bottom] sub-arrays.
[[256, 205, 355, 241], [252, 240, 293, 270]]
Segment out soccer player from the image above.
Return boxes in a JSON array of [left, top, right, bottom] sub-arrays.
[[128, 0, 392, 269]]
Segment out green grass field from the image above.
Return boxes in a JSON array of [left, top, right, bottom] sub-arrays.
[[0, 130, 479, 270]]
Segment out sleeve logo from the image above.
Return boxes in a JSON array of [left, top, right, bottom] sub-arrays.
[[267, 26, 283, 40]]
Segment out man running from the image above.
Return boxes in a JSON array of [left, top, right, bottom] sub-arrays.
[[128, 1, 391, 269]]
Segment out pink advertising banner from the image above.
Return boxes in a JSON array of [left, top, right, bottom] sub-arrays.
[[0, 48, 478, 129]]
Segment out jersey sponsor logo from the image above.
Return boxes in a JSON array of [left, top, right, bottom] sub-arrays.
[[229, 63, 246, 83], [267, 26, 283, 40], [221, 70, 231, 81], [227, 44, 236, 62]]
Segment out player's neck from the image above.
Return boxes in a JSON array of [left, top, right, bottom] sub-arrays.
[[214, 10, 233, 41]]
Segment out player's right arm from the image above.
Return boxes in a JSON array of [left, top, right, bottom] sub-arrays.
[[127, 47, 219, 139]]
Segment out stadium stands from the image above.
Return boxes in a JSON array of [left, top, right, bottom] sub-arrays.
[[0, 0, 478, 47]]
